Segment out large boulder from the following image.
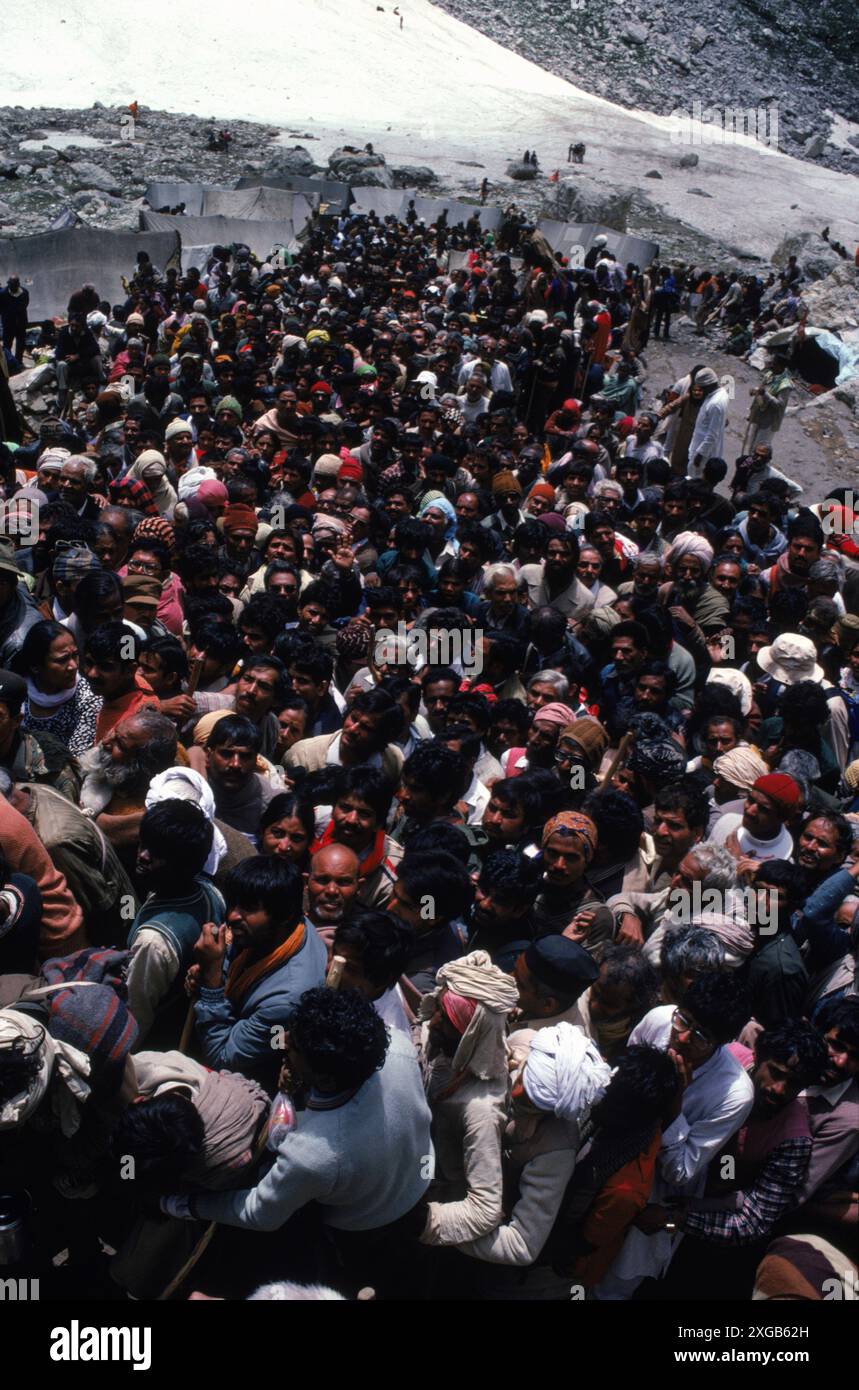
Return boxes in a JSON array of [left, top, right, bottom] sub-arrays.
[[804, 134, 828, 159], [800, 262, 859, 334], [550, 176, 637, 229], [63, 161, 120, 194], [262, 144, 321, 177], [328, 148, 392, 186], [507, 160, 538, 181], [391, 164, 438, 188], [772, 231, 841, 284]]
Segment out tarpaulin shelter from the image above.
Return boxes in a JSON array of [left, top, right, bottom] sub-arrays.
[[234, 174, 351, 214], [143, 183, 316, 231], [349, 187, 415, 220], [758, 325, 859, 390], [139, 211, 301, 269], [536, 220, 659, 268], [0, 227, 180, 321]]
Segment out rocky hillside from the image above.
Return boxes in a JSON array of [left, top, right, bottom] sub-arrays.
[[433, 0, 859, 172]]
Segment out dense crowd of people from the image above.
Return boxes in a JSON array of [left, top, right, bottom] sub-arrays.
[[0, 205, 856, 1303]]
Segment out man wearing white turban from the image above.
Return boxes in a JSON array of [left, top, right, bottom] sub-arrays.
[[661, 530, 731, 669], [0, 1009, 91, 1136], [450, 1023, 610, 1287], [125, 798, 226, 1045], [177, 465, 219, 502], [145, 766, 227, 878]]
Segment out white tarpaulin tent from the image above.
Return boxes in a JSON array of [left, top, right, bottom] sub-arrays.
[[349, 187, 415, 219], [0, 227, 180, 320], [143, 182, 316, 230], [537, 219, 659, 267], [139, 211, 300, 268], [234, 174, 351, 213]]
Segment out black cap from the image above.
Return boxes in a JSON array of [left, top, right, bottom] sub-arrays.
[[525, 936, 599, 1001]]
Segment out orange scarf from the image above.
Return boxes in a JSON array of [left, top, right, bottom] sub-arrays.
[[225, 919, 306, 1007]]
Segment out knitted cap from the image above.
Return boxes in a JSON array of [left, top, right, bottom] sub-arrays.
[[560, 717, 609, 772], [165, 417, 193, 441], [753, 773, 802, 815], [215, 395, 243, 422], [223, 504, 259, 535], [492, 470, 522, 497]]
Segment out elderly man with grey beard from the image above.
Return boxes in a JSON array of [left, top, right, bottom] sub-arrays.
[[78, 708, 179, 866]]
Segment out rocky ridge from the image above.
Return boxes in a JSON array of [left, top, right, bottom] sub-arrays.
[[433, 0, 859, 174]]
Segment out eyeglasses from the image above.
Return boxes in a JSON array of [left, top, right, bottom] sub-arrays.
[[128, 561, 160, 576], [671, 1009, 713, 1051]]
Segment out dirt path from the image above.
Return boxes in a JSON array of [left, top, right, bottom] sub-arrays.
[[639, 317, 859, 498]]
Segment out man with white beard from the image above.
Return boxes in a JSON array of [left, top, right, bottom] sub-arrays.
[[79, 708, 179, 861]]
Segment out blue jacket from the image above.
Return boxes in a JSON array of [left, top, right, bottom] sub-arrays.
[[194, 923, 327, 1091]]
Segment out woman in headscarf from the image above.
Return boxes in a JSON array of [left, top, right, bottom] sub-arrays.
[[418, 950, 519, 1248], [418, 494, 459, 563], [125, 449, 178, 518]]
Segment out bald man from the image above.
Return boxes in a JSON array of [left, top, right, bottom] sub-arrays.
[[306, 843, 360, 949]]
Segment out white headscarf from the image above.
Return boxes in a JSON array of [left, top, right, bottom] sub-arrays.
[[707, 667, 754, 717], [667, 530, 715, 574], [177, 465, 218, 501], [0, 1009, 91, 1136], [523, 1022, 611, 1122], [145, 767, 227, 876]]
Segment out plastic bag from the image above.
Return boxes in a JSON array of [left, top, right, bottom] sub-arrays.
[[266, 1091, 296, 1151]]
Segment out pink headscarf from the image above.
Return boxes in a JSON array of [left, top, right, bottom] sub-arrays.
[[533, 702, 576, 728], [441, 991, 479, 1035], [197, 479, 229, 506]]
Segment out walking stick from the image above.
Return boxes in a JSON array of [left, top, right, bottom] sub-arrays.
[[178, 1002, 196, 1054], [326, 955, 346, 989], [741, 392, 760, 456], [186, 653, 205, 697], [599, 731, 634, 789]]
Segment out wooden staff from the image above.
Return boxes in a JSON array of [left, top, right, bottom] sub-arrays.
[[598, 731, 634, 789], [326, 954, 346, 990], [178, 1002, 196, 1055], [186, 653, 205, 697]]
